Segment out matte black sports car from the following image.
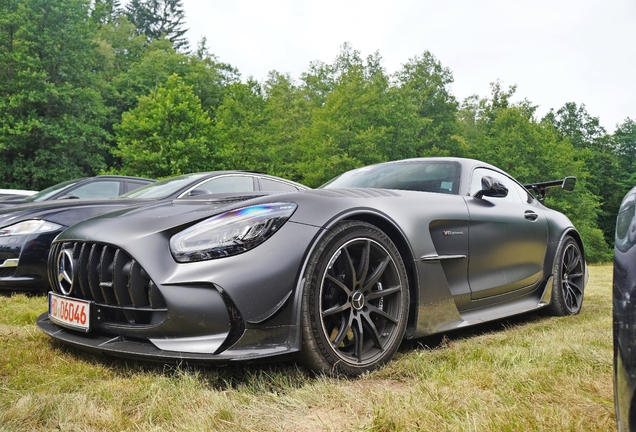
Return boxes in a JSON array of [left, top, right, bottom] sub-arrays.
[[0, 172, 306, 292], [0, 175, 154, 207], [614, 185, 636, 431], [37, 158, 587, 376]]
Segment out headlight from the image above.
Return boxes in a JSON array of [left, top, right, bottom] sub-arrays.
[[0, 220, 63, 237], [169, 202, 297, 262]]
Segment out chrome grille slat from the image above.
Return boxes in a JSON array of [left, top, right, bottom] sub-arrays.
[[48, 241, 167, 327]]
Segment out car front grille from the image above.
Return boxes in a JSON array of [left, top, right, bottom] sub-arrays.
[[0, 268, 16, 278], [48, 241, 167, 327]]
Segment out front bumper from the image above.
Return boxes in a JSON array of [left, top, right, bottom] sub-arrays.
[[0, 230, 62, 291], [38, 220, 321, 362], [37, 313, 299, 363]]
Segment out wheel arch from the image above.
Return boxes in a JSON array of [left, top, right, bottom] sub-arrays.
[[553, 228, 586, 272], [337, 211, 419, 337], [291, 208, 420, 350], [544, 227, 587, 316], [565, 228, 586, 263]]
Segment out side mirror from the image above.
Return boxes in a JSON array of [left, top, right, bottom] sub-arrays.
[[562, 176, 576, 192], [474, 176, 508, 199], [187, 189, 211, 197]]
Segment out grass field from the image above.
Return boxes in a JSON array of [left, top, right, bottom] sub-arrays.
[[0, 265, 615, 431]]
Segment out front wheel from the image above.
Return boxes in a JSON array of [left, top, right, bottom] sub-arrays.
[[300, 221, 409, 376], [546, 236, 585, 316]]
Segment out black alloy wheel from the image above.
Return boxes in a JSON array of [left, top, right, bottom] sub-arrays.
[[300, 221, 409, 376], [547, 236, 585, 316]]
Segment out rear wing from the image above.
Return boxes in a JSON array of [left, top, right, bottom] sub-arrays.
[[524, 176, 576, 202]]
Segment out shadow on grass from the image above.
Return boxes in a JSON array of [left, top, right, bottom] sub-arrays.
[[400, 309, 547, 353], [47, 338, 312, 392], [43, 309, 551, 391]]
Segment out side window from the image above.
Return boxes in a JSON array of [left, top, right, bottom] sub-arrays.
[[259, 178, 299, 192], [512, 182, 534, 204], [124, 180, 149, 194], [66, 181, 121, 199], [194, 176, 255, 194], [470, 168, 521, 204]]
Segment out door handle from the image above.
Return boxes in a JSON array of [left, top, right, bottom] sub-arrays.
[[524, 210, 538, 221]]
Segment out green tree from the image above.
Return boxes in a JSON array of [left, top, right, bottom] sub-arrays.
[[543, 103, 606, 150], [395, 52, 464, 157], [214, 79, 268, 172], [259, 71, 313, 181], [298, 57, 391, 186], [109, 39, 237, 118], [113, 74, 212, 178], [0, 0, 109, 189], [90, 0, 121, 25], [613, 117, 636, 227], [615, 118, 636, 173], [94, 14, 146, 81], [543, 102, 620, 248], [125, 0, 188, 51]]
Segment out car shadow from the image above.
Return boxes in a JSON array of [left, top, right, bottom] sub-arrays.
[[399, 309, 546, 352], [45, 309, 549, 391]]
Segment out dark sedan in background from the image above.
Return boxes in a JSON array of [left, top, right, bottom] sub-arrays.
[[0, 189, 37, 200], [37, 157, 586, 376], [614, 185, 636, 431], [0, 172, 307, 292], [0, 175, 154, 207]]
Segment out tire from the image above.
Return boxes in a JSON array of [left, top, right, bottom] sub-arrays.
[[300, 220, 409, 376], [546, 236, 585, 316]]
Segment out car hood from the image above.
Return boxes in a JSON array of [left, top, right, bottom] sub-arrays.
[[55, 187, 456, 246], [56, 193, 285, 243], [0, 199, 148, 229]]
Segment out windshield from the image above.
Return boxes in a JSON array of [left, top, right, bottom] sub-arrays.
[[321, 161, 460, 194], [120, 173, 209, 199], [23, 179, 79, 202]]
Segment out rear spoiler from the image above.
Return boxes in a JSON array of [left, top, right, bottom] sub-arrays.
[[524, 176, 576, 202]]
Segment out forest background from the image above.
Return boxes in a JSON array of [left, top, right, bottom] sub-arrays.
[[0, 0, 635, 263]]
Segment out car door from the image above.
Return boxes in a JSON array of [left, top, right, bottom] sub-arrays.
[[465, 168, 548, 300]]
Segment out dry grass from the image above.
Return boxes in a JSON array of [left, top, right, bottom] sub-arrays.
[[0, 265, 615, 431]]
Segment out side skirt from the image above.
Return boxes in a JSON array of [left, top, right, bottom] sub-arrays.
[[407, 277, 552, 339]]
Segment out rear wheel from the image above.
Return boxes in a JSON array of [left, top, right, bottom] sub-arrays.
[[547, 236, 585, 316], [300, 221, 409, 376]]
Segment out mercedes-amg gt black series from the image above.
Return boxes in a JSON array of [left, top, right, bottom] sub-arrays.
[[614, 185, 636, 431], [37, 158, 587, 376], [0, 172, 306, 292]]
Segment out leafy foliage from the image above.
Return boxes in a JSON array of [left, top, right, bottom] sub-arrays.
[[544, 103, 626, 250], [125, 0, 189, 51], [113, 74, 212, 178], [0, 1, 632, 261], [0, 0, 109, 190]]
